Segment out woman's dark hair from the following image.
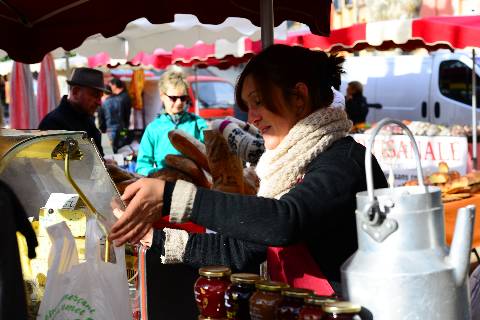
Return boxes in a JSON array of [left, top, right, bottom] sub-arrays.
[[348, 81, 363, 95], [235, 44, 345, 114]]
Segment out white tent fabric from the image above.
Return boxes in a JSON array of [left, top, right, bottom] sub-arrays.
[[10, 62, 37, 128], [0, 55, 88, 76], [37, 53, 61, 121], [57, 14, 288, 60]]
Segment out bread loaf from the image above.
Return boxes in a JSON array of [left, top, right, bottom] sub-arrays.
[[165, 154, 212, 188], [438, 161, 449, 173], [466, 171, 480, 185], [204, 130, 244, 194], [148, 167, 194, 184], [106, 163, 137, 183], [243, 167, 259, 195], [116, 178, 138, 195], [428, 172, 449, 184], [168, 129, 210, 172], [448, 170, 461, 181], [440, 176, 470, 194], [403, 179, 419, 186]]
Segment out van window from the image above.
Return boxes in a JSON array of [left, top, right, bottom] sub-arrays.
[[191, 81, 235, 109], [439, 60, 480, 106]]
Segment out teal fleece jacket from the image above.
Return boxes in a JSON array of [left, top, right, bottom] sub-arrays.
[[136, 112, 208, 176]]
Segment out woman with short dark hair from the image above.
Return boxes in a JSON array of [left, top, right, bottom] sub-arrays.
[[346, 80, 369, 125], [110, 45, 387, 294]]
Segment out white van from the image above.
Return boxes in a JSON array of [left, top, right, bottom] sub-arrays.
[[341, 51, 480, 125]]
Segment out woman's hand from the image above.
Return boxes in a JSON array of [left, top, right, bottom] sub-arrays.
[[109, 178, 165, 246]]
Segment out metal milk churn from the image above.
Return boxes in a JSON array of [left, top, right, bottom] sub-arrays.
[[341, 119, 476, 319]]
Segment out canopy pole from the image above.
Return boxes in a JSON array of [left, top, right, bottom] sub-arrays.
[[194, 65, 200, 115], [260, 0, 274, 49], [473, 48, 477, 170], [64, 51, 71, 79]]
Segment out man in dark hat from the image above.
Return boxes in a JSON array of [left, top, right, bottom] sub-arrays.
[[38, 67, 109, 156]]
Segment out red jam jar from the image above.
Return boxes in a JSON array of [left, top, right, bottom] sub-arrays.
[[225, 273, 261, 319], [275, 288, 313, 320], [249, 280, 289, 320], [194, 266, 232, 319], [322, 301, 362, 320], [298, 295, 337, 320]]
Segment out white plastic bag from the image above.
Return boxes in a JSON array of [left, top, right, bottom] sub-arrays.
[[37, 218, 132, 320]]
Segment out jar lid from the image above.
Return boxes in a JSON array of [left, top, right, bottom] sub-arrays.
[[199, 266, 231, 277], [230, 273, 261, 284], [255, 280, 289, 291], [323, 301, 362, 313], [281, 288, 313, 298], [304, 295, 337, 306]]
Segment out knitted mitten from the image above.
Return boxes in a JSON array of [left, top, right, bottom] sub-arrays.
[[210, 118, 265, 164]]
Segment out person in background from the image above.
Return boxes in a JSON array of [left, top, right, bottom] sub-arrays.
[[135, 67, 208, 176], [98, 85, 124, 153], [345, 81, 369, 125], [38, 67, 107, 156], [109, 45, 388, 295], [109, 78, 132, 130]]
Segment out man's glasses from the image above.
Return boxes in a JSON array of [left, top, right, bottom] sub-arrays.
[[166, 94, 189, 103]]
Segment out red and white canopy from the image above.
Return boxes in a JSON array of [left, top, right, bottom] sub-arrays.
[[300, 15, 480, 53], [0, 0, 331, 64]]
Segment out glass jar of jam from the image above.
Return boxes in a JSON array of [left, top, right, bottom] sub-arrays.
[[322, 301, 362, 320], [298, 295, 337, 320], [275, 288, 313, 320], [194, 266, 232, 319], [225, 273, 261, 319], [249, 280, 289, 320]]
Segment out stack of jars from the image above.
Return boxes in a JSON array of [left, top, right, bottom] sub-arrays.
[[194, 266, 362, 320]]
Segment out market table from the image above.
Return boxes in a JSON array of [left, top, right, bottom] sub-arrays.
[[444, 194, 480, 249]]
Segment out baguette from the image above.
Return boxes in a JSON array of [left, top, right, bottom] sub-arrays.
[[148, 167, 194, 184], [106, 163, 137, 183], [165, 154, 212, 188], [168, 129, 209, 172], [116, 178, 138, 195], [204, 130, 244, 194], [243, 167, 259, 195]]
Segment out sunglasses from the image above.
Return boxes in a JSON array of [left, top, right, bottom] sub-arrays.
[[166, 94, 189, 102]]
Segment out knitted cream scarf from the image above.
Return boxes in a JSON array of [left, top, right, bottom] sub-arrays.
[[256, 107, 352, 199]]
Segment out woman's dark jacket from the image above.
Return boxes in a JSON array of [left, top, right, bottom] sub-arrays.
[[346, 93, 369, 125], [161, 136, 388, 283]]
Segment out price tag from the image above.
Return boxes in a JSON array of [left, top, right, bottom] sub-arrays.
[[44, 193, 80, 210]]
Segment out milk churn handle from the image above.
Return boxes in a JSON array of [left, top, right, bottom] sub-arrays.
[[365, 118, 427, 203]]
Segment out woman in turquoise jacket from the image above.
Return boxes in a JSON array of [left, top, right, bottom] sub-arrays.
[[136, 68, 208, 176]]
